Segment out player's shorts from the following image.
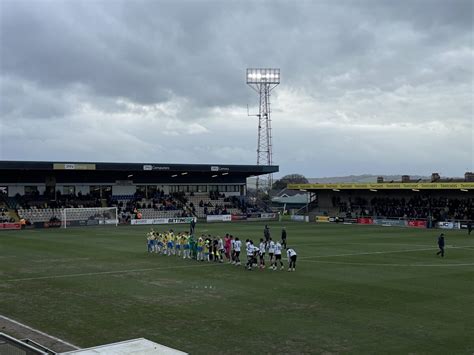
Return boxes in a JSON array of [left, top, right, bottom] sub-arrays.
[[269, 252, 274, 258], [158, 242, 163, 247], [275, 254, 282, 260], [259, 252, 265, 258], [167, 242, 173, 248], [197, 246, 203, 252], [184, 245, 190, 249], [176, 245, 181, 249]]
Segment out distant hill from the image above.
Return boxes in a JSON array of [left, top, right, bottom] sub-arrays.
[[308, 175, 429, 183], [248, 174, 466, 189]]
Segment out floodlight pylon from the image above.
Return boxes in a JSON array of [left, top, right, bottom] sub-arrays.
[[246, 68, 280, 194]]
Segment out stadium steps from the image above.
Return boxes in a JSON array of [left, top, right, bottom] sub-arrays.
[[8, 208, 20, 221], [308, 206, 340, 218]]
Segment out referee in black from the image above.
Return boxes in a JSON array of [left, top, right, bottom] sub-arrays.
[[436, 233, 445, 257], [281, 227, 287, 249]]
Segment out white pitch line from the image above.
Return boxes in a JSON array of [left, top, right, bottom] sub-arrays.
[[300, 259, 474, 267], [298, 246, 474, 260], [0, 314, 80, 349], [4, 263, 219, 282], [298, 247, 437, 259], [292, 241, 474, 249], [4, 247, 474, 283]]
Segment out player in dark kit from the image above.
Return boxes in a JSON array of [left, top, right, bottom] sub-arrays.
[[436, 233, 445, 257], [264, 225, 270, 245], [281, 227, 287, 249], [468, 221, 472, 236]]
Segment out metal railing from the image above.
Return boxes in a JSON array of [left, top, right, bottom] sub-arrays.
[[0, 333, 50, 355]]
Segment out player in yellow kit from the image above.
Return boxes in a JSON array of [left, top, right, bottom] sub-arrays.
[[204, 239, 210, 262], [197, 236, 204, 261], [182, 232, 191, 259], [169, 230, 176, 256], [175, 232, 183, 257], [161, 233, 168, 255]]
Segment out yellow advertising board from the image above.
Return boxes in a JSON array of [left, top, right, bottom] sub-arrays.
[[53, 163, 96, 170], [288, 183, 474, 190], [315, 216, 330, 223]]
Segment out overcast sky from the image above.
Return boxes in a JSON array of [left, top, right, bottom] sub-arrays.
[[0, 0, 472, 178]]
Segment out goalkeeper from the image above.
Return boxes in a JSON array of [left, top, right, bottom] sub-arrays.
[[146, 232, 153, 253]]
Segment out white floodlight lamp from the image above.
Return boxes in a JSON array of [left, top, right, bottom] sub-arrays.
[[247, 68, 280, 84]]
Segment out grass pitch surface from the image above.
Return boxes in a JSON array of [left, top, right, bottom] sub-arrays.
[[1, 222, 473, 354]]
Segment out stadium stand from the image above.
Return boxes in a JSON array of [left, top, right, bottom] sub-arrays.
[[335, 196, 473, 221], [0, 160, 279, 225]]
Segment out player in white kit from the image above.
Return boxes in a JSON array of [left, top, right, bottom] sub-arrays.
[[259, 238, 266, 269], [286, 248, 297, 272], [234, 238, 242, 266], [272, 241, 284, 270]]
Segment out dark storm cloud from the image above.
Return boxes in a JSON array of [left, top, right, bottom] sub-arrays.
[[2, 0, 469, 107]]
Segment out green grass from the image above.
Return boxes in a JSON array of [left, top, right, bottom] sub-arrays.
[[1, 222, 473, 354]]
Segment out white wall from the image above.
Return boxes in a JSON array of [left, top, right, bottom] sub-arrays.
[[112, 185, 137, 196], [7, 185, 24, 197], [37, 185, 46, 195], [76, 185, 90, 195]]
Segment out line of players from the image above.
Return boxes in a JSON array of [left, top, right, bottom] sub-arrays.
[[146, 229, 298, 272]]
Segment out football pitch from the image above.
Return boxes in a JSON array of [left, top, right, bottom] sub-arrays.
[[1, 222, 473, 354]]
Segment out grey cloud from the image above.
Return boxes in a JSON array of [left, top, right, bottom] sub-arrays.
[[3, 0, 469, 107], [0, 0, 472, 176]]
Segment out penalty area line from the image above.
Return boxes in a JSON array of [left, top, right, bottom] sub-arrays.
[[0, 314, 80, 350]]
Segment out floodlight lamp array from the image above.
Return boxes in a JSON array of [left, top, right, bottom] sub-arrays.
[[246, 68, 280, 84]]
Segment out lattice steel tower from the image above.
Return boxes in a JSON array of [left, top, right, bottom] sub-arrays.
[[246, 68, 280, 194]]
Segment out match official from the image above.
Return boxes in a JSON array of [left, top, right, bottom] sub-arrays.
[[281, 227, 287, 249], [436, 233, 445, 258]]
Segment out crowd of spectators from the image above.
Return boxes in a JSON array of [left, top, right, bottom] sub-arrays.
[[114, 192, 191, 222], [333, 195, 473, 221], [13, 191, 102, 210], [7, 189, 265, 222], [0, 207, 15, 223]]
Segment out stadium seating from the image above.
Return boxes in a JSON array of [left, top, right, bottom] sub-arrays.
[[112, 195, 135, 201], [138, 209, 186, 219], [11, 191, 253, 223], [332, 195, 473, 221], [17, 207, 62, 223], [185, 194, 245, 217]]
